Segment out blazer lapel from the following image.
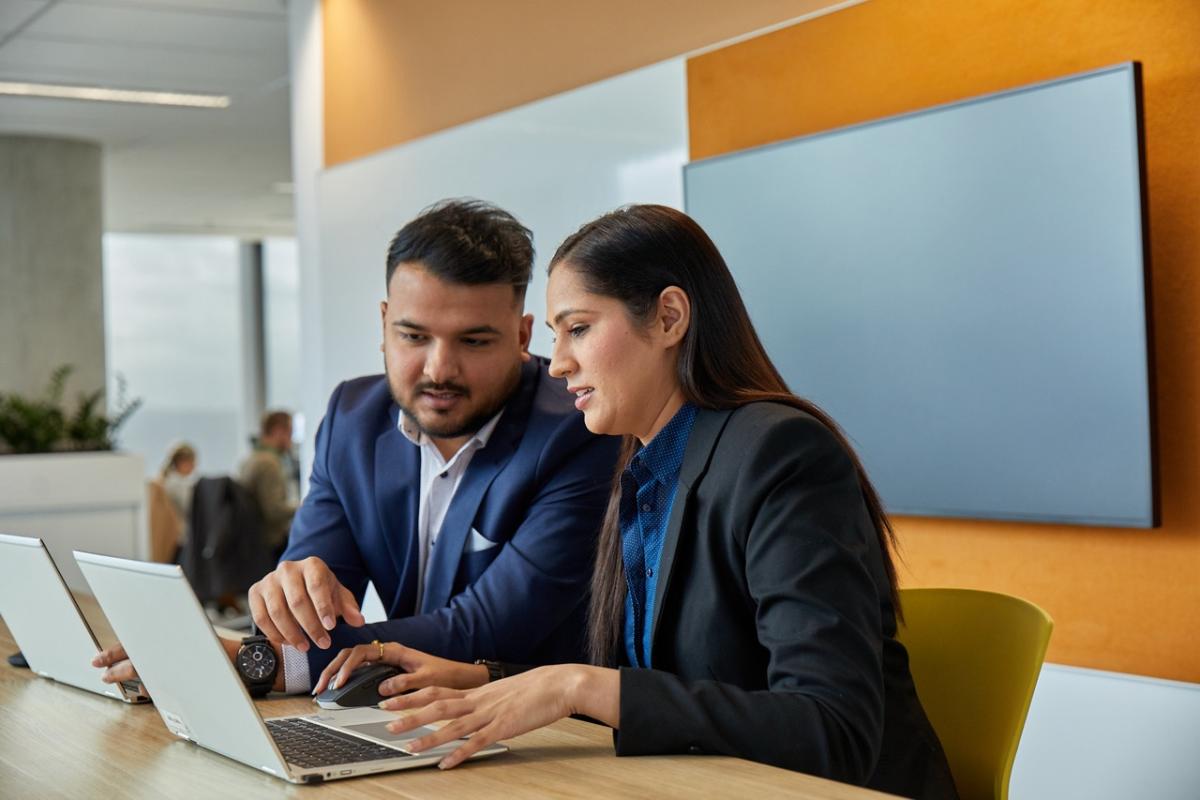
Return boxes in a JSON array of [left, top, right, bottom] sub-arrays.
[[419, 360, 538, 614], [649, 407, 734, 646], [419, 429, 519, 614], [374, 409, 421, 617]]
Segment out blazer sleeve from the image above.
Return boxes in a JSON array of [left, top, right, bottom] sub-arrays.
[[279, 382, 370, 597], [316, 423, 618, 665], [615, 413, 888, 785]]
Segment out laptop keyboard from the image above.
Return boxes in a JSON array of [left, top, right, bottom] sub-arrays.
[[266, 717, 411, 769]]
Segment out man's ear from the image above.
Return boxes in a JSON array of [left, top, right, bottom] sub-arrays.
[[518, 313, 534, 363], [657, 286, 691, 347], [379, 301, 388, 352]]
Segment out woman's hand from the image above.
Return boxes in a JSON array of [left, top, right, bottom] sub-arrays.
[[380, 664, 619, 769], [313, 641, 489, 696]]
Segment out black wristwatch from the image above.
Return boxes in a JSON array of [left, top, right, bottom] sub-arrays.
[[236, 634, 279, 697], [474, 659, 505, 683]]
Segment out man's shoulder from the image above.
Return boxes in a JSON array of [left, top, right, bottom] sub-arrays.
[[332, 374, 393, 411], [491, 356, 615, 471], [525, 356, 579, 421]]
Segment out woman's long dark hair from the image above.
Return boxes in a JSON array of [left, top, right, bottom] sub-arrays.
[[549, 204, 901, 666]]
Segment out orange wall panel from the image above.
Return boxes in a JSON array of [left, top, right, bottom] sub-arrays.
[[321, 0, 852, 167], [688, 0, 1200, 681]]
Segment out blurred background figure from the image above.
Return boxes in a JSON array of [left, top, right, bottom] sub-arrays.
[[238, 411, 297, 560], [147, 442, 196, 563]]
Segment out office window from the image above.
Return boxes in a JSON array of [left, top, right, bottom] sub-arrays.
[[263, 237, 301, 415], [103, 234, 247, 477]]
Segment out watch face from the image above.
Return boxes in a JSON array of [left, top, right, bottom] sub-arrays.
[[238, 642, 277, 682]]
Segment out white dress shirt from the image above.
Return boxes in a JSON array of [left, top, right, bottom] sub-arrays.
[[280, 409, 504, 693]]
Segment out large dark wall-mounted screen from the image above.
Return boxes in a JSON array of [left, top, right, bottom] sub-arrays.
[[684, 63, 1154, 527]]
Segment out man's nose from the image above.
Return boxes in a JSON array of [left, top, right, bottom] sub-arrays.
[[424, 341, 461, 385]]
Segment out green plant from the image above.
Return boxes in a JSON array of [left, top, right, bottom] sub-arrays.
[[0, 365, 142, 455]]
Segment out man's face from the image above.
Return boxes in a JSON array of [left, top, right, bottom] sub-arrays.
[[381, 263, 532, 442]]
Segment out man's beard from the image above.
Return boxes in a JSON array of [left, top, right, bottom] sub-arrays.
[[389, 363, 520, 441]]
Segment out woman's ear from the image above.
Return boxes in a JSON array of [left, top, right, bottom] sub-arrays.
[[657, 286, 691, 346]]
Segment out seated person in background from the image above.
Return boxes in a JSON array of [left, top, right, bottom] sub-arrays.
[[238, 411, 299, 559], [148, 441, 197, 563], [95, 199, 620, 695], [323, 206, 958, 799]]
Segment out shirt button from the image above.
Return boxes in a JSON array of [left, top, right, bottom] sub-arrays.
[[439, 472, 448, 479], [641, 503, 651, 512], [646, 568, 653, 578]]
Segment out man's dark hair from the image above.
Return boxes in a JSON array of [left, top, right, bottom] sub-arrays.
[[385, 198, 534, 300]]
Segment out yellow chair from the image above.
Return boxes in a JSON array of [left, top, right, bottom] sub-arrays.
[[896, 588, 1053, 800]]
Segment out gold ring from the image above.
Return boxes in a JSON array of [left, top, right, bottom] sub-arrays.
[[373, 639, 385, 661]]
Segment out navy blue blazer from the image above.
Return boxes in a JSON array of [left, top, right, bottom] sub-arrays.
[[281, 357, 620, 676]]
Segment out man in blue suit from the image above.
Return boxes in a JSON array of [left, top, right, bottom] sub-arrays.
[[95, 200, 618, 694], [245, 200, 621, 691]]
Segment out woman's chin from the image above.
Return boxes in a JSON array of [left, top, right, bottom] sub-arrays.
[[580, 409, 612, 437]]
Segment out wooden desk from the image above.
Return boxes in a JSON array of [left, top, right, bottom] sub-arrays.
[[0, 599, 897, 800]]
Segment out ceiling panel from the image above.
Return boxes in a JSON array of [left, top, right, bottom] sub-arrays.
[[0, 36, 285, 92], [31, 2, 287, 51], [0, 1, 49, 36], [69, 0, 287, 17], [0, 0, 293, 236]]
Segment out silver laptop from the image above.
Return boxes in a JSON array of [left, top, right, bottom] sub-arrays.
[[0, 533, 149, 703], [74, 551, 506, 784]]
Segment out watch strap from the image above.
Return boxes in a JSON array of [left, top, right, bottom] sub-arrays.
[[474, 659, 505, 682]]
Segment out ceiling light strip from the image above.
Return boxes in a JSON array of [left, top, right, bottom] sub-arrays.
[[0, 81, 229, 108]]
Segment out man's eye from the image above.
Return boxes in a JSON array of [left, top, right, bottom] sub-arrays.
[[462, 338, 491, 347], [398, 332, 426, 343]]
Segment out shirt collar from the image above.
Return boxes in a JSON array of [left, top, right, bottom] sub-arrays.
[[628, 402, 698, 486], [398, 408, 504, 453]]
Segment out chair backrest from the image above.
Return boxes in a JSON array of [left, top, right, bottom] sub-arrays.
[[896, 588, 1053, 800]]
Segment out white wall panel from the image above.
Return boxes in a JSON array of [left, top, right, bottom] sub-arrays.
[[313, 59, 687, 403], [1011, 664, 1200, 800]]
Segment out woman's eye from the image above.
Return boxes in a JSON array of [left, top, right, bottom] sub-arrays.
[[569, 325, 588, 338]]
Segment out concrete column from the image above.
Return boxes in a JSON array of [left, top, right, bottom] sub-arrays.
[[239, 239, 266, 438], [0, 135, 105, 401]]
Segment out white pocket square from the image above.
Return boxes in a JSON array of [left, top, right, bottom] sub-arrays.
[[465, 527, 500, 553]]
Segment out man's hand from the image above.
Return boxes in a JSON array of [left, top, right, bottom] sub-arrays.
[[93, 643, 139, 685], [93, 637, 285, 692], [247, 556, 365, 652]]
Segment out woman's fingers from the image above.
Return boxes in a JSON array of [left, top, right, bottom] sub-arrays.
[[385, 691, 472, 734], [313, 647, 355, 694], [405, 711, 484, 753], [436, 722, 503, 770], [378, 671, 412, 696], [329, 646, 373, 692]]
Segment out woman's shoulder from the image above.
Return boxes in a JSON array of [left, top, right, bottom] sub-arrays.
[[721, 400, 832, 436], [711, 400, 850, 470]]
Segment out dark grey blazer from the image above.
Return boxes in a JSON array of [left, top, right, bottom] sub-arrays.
[[614, 403, 958, 800]]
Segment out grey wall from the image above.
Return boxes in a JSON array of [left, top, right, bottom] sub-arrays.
[[0, 135, 106, 402]]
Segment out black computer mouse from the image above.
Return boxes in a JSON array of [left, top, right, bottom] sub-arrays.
[[314, 663, 403, 709]]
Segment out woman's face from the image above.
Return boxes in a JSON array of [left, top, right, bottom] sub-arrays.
[[545, 263, 688, 443]]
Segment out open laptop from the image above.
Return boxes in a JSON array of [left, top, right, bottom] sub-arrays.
[[0, 533, 149, 703], [74, 551, 506, 784]]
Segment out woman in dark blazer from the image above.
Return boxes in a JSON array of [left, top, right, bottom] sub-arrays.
[[321, 205, 958, 798]]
